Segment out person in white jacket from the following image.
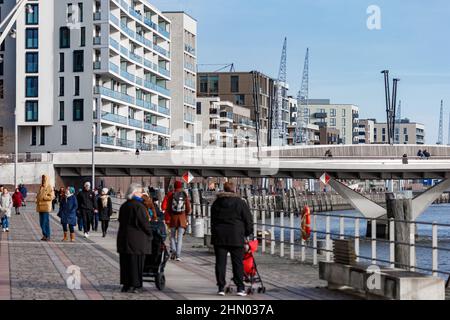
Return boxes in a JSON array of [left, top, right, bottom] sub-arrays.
[[0, 188, 13, 232]]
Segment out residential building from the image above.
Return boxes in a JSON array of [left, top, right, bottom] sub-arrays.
[[196, 97, 256, 148], [319, 126, 341, 145], [197, 71, 275, 147], [358, 119, 375, 144], [163, 11, 197, 149], [372, 118, 425, 144], [3, 0, 172, 153], [301, 99, 359, 144], [286, 124, 320, 146]]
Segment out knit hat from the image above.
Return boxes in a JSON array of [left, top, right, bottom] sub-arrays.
[[102, 188, 109, 195], [174, 181, 183, 189]]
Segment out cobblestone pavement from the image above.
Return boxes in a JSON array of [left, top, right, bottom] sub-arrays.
[[0, 204, 359, 300]]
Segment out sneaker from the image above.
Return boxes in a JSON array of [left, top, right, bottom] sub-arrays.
[[5, 228, 9, 232], [237, 290, 247, 297], [84, 233, 89, 238], [176, 257, 181, 262], [217, 291, 225, 296], [2, 228, 5, 232]]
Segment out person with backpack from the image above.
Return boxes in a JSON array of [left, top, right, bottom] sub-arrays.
[[162, 181, 191, 261]]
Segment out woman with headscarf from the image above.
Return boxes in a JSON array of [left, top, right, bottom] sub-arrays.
[[58, 187, 78, 242], [36, 175, 55, 241], [98, 188, 113, 237], [117, 183, 153, 293]]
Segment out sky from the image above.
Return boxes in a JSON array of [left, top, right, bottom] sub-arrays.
[[152, 0, 450, 144]]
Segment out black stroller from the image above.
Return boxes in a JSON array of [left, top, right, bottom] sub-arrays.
[[143, 206, 169, 291]]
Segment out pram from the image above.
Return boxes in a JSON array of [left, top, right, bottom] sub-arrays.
[[225, 239, 266, 295], [143, 216, 169, 290]]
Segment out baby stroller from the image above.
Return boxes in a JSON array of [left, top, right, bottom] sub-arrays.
[[143, 207, 169, 290], [225, 239, 266, 295]]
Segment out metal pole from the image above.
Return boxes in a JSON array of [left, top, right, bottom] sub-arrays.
[[371, 219, 377, 264], [389, 218, 395, 268], [14, 107, 18, 188], [280, 211, 284, 258], [325, 215, 331, 262], [313, 214, 317, 265], [432, 222, 438, 277], [410, 222, 416, 271], [355, 218, 360, 262], [92, 123, 95, 188], [339, 216, 344, 240]]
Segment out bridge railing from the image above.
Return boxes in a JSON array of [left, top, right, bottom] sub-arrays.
[[0, 153, 53, 163]]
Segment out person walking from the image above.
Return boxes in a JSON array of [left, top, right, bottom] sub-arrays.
[[19, 184, 27, 207], [58, 187, 78, 242], [12, 188, 24, 215], [36, 175, 55, 241], [98, 188, 113, 237], [117, 183, 153, 293], [91, 188, 100, 232], [211, 182, 254, 297], [162, 181, 191, 261], [0, 188, 13, 232], [77, 182, 97, 238]]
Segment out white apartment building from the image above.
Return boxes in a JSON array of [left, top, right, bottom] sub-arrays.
[[163, 11, 197, 149], [302, 99, 359, 145], [4, 0, 172, 153], [372, 119, 425, 145]]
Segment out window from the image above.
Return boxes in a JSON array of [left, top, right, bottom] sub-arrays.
[[26, 52, 38, 73], [405, 135, 409, 142], [59, 77, 64, 96], [25, 76, 38, 97], [330, 109, 337, 117], [59, 53, 65, 72], [25, 101, 38, 121], [330, 118, 336, 127], [0, 55, 3, 75], [59, 27, 70, 48], [234, 94, 245, 106], [73, 50, 84, 72], [382, 128, 386, 134], [31, 127, 37, 146], [78, 3, 83, 22], [73, 99, 84, 121], [26, 4, 39, 25], [209, 75, 219, 94], [80, 27, 85, 46], [403, 128, 407, 134], [62, 125, 67, 145], [67, 4, 73, 21], [74, 76, 80, 95], [25, 28, 38, 49], [59, 101, 64, 120], [196, 102, 201, 115], [199, 76, 208, 93], [230, 76, 239, 93], [39, 126, 45, 145]]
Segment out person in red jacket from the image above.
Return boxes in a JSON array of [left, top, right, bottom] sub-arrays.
[[12, 188, 24, 215]]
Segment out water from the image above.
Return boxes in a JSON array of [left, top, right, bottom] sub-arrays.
[[261, 204, 450, 279]]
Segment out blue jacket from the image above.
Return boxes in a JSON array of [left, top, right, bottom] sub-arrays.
[[58, 195, 78, 226], [19, 186, 27, 198]]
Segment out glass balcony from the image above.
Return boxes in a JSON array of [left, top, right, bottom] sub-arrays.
[[93, 36, 101, 45], [93, 61, 101, 70], [184, 134, 195, 144], [158, 105, 170, 115], [184, 79, 196, 90], [95, 86, 134, 105], [184, 62, 196, 73], [220, 112, 233, 120], [129, 118, 143, 129], [184, 44, 196, 55], [93, 12, 102, 21], [101, 136, 115, 146], [184, 113, 195, 122], [158, 66, 170, 77], [117, 138, 135, 149], [109, 37, 120, 50], [109, 62, 119, 74], [101, 111, 128, 125], [184, 96, 196, 106], [120, 69, 135, 82], [136, 99, 157, 112], [136, 141, 151, 151], [144, 123, 169, 135]]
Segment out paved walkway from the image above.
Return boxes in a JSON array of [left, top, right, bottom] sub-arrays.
[[0, 204, 359, 300]]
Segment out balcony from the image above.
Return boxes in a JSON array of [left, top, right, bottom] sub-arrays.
[[184, 79, 196, 90], [158, 105, 170, 115], [101, 135, 115, 146], [101, 111, 128, 125], [184, 134, 195, 144], [93, 12, 102, 21], [184, 44, 196, 56], [313, 112, 327, 119], [220, 112, 233, 120], [144, 123, 169, 135], [184, 96, 196, 106], [95, 86, 134, 105], [184, 62, 196, 73], [109, 37, 120, 50], [93, 61, 101, 70], [184, 113, 195, 123], [210, 109, 219, 115], [93, 36, 102, 45], [129, 118, 143, 129], [136, 99, 157, 112], [136, 142, 152, 151], [117, 138, 135, 149], [209, 124, 218, 130]]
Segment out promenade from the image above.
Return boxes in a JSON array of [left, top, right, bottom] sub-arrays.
[[0, 204, 358, 300]]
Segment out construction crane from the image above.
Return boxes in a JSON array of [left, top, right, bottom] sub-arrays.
[[447, 111, 450, 146], [437, 100, 444, 145], [381, 70, 399, 145], [271, 38, 287, 146], [196, 63, 235, 73], [296, 48, 309, 144]]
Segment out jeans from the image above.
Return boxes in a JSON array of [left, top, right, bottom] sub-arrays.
[[80, 210, 93, 233], [77, 216, 84, 231], [39, 212, 51, 238], [1, 216, 9, 229], [214, 246, 245, 291], [62, 224, 75, 233], [170, 227, 184, 258], [91, 212, 99, 231]]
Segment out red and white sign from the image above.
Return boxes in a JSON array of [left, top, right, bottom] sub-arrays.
[[182, 171, 194, 184], [320, 173, 331, 185]]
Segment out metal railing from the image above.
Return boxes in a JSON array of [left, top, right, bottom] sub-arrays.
[[0, 153, 53, 163]]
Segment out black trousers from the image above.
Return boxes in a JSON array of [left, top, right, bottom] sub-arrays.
[[120, 254, 145, 288], [101, 220, 109, 234], [214, 245, 245, 291], [80, 209, 93, 233]]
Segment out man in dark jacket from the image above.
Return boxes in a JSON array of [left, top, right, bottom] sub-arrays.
[[117, 183, 153, 293], [77, 182, 97, 238], [211, 182, 253, 297]]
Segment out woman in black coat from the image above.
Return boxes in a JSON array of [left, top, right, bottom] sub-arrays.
[[117, 184, 153, 293], [98, 188, 113, 237]]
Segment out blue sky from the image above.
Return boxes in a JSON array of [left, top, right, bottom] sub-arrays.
[[153, 0, 450, 144]]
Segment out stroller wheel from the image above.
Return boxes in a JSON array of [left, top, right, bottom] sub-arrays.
[[155, 273, 166, 291], [258, 287, 262, 294], [261, 287, 266, 294]]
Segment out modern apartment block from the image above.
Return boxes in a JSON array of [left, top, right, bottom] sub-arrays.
[[196, 97, 256, 148], [163, 11, 197, 149], [371, 119, 425, 145], [358, 119, 375, 144], [301, 99, 359, 145], [197, 71, 275, 147], [5, 0, 172, 153]]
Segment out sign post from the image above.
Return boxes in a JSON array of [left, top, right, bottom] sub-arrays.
[[182, 171, 194, 184]]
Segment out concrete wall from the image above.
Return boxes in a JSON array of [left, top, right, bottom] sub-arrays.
[[0, 162, 55, 186]]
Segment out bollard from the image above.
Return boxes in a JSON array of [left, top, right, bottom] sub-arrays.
[[289, 212, 294, 260], [280, 211, 285, 258], [313, 214, 317, 265], [355, 218, 360, 262], [270, 210, 275, 255]]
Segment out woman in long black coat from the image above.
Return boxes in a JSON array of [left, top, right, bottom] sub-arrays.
[[98, 188, 113, 237], [117, 184, 153, 293]]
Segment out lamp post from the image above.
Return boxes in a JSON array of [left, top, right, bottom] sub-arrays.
[[92, 123, 96, 188]]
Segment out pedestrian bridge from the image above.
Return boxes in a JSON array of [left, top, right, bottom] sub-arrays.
[[52, 144, 450, 180]]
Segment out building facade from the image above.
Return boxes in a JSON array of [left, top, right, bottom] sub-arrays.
[[358, 119, 375, 144], [163, 11, 197, 149], [372, 119, 425, 144], [197, 71, 275, 147], [5, 0, 172, 153]]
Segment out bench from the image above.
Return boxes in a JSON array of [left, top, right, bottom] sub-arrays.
[[319, 240, 445, 300]]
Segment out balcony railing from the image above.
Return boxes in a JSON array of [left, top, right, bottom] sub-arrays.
[[220, 112, 233, 120], [93, 61, 101, 70], [101, 135, 115, 146], [136, 99, 157, 112], [93, 12, 102, 21], [184, 79, 196, 90], [184, 62, 196, 73], [158, 105, 170, 115], [101, 111, 128, 125], [184, 96, 196, 106], [129, 118, 143, 129], [184, 113, 195, 123], [144, 123, 169, 135], [184, 44, 196, 55], [184, 134, 195, 144], [93, 36, 102, 45], [117, 138, 135, 149], [95, 86, 134, 105]]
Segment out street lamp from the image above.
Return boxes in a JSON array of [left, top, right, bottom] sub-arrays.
[[92, 123, 96, 188]]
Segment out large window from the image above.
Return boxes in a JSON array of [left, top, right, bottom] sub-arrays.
[[199, 76, 208, 93], [73, 99, 84, 121], [26, 4, 39, 25], [59, 27, 70, 48], [59, 53, 65, 72], [39, 126, 45, 145], [230, 76, 239, 93], [31, 127, 37, 146], [80, 27, 86, 46], [59, 77, 64, 96], [234, 94, 245, 106], [74, 76, 80, 95], [25, 101, 38, 121], [59, 101, 64, 121], [62, 125, 67, 145], [73, 50, 84, 72], [25, 28, 38, 49], [208, 75, 219, 94], [25, 76, 38, 97], [26, 52, 38, 73]]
